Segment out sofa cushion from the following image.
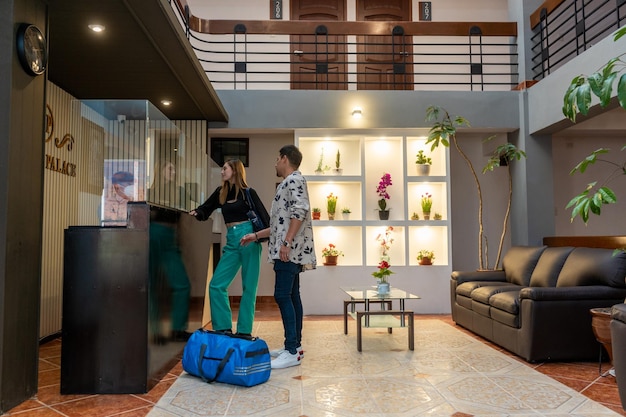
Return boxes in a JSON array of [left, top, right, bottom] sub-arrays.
[[456, 281, 513, 298], [502, 246, 546, 286], [529, 246, 575, 287], [489, 290, 521, 315], [556, 248, 626, 288], [471, 285, 524, 305]]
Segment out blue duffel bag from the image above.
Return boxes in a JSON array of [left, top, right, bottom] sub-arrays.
[[182, 329, 271, 387]]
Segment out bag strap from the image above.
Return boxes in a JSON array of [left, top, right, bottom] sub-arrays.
[[197, 344, 234, 383], [244, 188, 256, 212]]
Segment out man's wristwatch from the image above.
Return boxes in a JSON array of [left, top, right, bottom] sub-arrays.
[[282, 240, 291, 248]]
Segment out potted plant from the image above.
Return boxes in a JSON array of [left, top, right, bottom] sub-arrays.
[[341, 207, 351, 220], [315, 147, 330, 175], [375, 172, 393, 220], [417, 249, 435, 265], [426, 105, 527, 270], [415, 150, 432, 175], [411, 212, 420, 220], [326, 193, 338, 220], [333, 149, 343, 175], [421, 192, 432, 220], [562, 26, 625, 230], [322, 243, 343, 266], [433, 212, 442, 220], [312, 207, 321, 220], [371, 260, 393, 293]]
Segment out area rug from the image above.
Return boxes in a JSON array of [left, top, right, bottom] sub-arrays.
[[148, 319, 620, 416]]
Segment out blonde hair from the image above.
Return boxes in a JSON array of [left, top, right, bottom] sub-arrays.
[[219, 159, 249, 204]]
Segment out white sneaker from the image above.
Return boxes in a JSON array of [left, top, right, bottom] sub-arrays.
[[271, 350, 301, 369], [270, 346, 303, 358]]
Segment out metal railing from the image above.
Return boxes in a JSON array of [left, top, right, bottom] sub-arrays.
[[530, 0, 626, 80], [170, 2, 519, 91]]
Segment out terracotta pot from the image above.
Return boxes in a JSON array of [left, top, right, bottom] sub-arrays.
[[591, 307, 613, 363], [324, 255, 338, 266], [419, 258, 432, 265], [312, 212, 321, 220]]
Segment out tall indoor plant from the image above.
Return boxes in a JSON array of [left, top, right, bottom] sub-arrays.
[[426, 106, 526, 270]]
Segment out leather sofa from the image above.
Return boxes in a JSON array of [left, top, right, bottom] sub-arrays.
[[611, 303, 626, 409], [451, 245, 626, 362]]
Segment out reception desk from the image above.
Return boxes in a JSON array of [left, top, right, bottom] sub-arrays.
[[61, 203, 195, 394]]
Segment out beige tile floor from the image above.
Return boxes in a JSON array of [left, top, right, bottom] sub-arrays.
[[4, 309, 625, 417], [147, 318, 623, 417]]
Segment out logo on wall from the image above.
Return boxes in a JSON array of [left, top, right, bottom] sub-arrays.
[[45, 104, 77, 177]]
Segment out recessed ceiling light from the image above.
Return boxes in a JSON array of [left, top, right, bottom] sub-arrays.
[[88, 24, 105, 33], [161, 100, 172, 106]]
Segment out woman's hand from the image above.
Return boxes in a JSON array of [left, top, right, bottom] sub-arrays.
[[240, 233, 257, 246]]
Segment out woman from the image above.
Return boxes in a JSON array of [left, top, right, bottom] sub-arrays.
[[190, 159, 270, 336]]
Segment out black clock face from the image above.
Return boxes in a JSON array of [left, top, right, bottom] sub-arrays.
[[17, 24, 48, 76]]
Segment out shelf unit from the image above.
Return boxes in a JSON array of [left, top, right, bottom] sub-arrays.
[[297, 131, 451, 267]]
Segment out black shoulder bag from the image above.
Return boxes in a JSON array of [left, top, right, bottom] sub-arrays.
[[244, 188, 269, 242]]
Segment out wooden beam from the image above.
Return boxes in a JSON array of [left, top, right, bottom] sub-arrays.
[[203, 20, 517, 37], [543, 236, 626, 249]]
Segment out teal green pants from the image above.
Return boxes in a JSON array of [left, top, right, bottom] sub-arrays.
[[210, 221, 262, 334], [149, 222, 191, 332]]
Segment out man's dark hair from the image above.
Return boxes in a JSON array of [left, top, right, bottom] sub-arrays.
[[279, 145, 302, 169]]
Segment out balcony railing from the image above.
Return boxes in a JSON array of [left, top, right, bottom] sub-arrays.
[[530, 0, 626, 80], [170, 1, 519, 91]]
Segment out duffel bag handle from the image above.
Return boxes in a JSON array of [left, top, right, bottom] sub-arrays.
[[197, 344, 234, 383]]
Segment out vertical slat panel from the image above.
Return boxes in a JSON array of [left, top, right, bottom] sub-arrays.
[[41, 88, 209, 338]]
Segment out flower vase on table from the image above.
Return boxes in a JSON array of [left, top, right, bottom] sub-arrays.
[[372, 260, 393, 294], [377, 281, 390, 295]]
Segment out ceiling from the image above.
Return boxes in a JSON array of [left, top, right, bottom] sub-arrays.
[[47, 0, 228, 122]]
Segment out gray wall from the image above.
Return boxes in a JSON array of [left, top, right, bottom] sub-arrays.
[[1, 0, 46, 411]]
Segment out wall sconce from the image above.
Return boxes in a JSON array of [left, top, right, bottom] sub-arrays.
[[352, 107, 363, 119]]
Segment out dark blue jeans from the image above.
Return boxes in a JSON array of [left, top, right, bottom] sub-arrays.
[[273, 260, 303, 354]]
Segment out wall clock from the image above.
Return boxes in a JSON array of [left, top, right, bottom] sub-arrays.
[[16, 24, 48, 76]]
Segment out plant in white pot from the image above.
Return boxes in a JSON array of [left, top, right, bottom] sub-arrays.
[[415, 150, 432, 175], [333, 149, 343, 175]]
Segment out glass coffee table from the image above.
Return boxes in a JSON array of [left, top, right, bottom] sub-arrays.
[[340, 286, 420, 351]]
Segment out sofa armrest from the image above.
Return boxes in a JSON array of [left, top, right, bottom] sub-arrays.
[[520, 286, 626, 301], [612, 303, 626, 323], [451, 270, 506, 285]]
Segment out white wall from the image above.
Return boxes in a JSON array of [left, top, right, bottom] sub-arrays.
[[552, 111, 626, 236]]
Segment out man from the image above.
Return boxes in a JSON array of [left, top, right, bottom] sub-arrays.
[[251, 145, 316, 369]]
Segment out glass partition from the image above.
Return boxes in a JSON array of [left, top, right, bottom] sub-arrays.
[[72, 100, 205, 226]]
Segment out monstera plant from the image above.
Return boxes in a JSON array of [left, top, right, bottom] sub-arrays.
[[562, 27, 626, 225]]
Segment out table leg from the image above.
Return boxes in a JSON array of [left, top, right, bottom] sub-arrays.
[[356, 312, 363, 352], [408, 311, 414, 350], [343, 300, 349, 335]]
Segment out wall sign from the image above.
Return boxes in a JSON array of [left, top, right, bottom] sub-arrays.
[[419, 2, 432, 21], [270, 0, 282, 20]]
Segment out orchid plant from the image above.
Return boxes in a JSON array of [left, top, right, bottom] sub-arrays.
[[376, 173, 393, 211], [375, 226, 394, 261]]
